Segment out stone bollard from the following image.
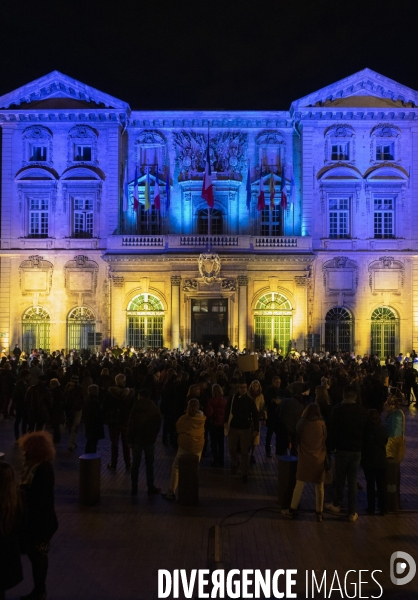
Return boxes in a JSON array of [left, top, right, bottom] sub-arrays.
[[277, 455, 298, 509], [178, 453, 199, 506], [386, 457, 401, 512], [79, 453, 101, 506]]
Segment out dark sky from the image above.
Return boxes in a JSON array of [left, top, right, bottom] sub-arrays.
[[1, 0, 417, 110]]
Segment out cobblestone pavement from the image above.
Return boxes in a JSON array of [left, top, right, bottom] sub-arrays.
[[1, 406, 418, 599]]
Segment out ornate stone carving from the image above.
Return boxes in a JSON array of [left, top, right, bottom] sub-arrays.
[[256, 130, 286, 174], [295, 276, 307, 287], [322, 256, 359, 295], [67, 125, 98, 166], [368, 256, 404, 294], [370, 124, 401, 164], [173, 131, 247, 177], [19, 255, 53, 296], [182, 279, 198, 292], [171, 275, 181, 286], [221, 278, 236, 291], [64, 255, 99, 294], [324, 124, 356, 165], [198, 253, 221, 283], [237, 275, 249, 287], [135, 130, 167, 174], [111, 276, 124, 288], [22, 126, 53, 167]]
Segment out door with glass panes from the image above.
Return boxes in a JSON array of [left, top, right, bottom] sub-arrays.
[[254, 293, 292, 352]]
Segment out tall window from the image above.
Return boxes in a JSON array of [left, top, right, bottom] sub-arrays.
[[29, 198, 49, 238], [325, 307, 353, 353], [73, 198, 94, 237], [376, 142, 394, 161], [254, 292, 292, 352], [127, 294, 164, 349], [67, 306, 96, 350], [329, 198, 350, 239], [260, 207, 281, 236], [331, 143, 349, 161], [374, 198, 394, 238], [371, 306, 398, 358], [138, 205, 160, 234], [22, 306, 50, 353], [197, 209, 223, 235]]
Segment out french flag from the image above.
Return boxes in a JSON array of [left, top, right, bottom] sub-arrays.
[[154, 169, 161, 210], [202, 143, 214, 208]]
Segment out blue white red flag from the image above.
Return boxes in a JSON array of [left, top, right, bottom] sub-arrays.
[[154, 169, 161, 210], [280, 165, 287, 210], [202, 144, 214, 208]]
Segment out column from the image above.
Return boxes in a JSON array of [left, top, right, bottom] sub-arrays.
[[171, 275, 181, 349], [238, 275, 248, 351], [110, 276, 125, 346]]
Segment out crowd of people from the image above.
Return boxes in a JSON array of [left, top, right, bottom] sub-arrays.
[[0, 343, 411, 598]]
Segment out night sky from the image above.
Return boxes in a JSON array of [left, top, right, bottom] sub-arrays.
[[1, 0, 417, 110]]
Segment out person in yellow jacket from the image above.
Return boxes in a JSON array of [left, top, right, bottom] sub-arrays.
[[162, 398, 206, 500]]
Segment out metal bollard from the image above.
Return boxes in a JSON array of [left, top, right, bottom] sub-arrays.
[[386, 457, 401, 512], [277, 455, 298, 509], [178, 453, 199, 506], [79, 453, 101, 506]]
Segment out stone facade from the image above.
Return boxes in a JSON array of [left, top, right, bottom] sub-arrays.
[[1, 68, 417, 356]]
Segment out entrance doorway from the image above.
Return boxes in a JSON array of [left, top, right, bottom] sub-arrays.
[[191, 298, 229, 347]]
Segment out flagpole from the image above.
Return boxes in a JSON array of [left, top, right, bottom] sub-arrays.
[[207, 124, 211, 253]]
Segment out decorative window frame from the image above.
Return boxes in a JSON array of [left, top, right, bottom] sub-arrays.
[[135, 130, 167, 176], [61, 182, 102, 237], [324, 124, 355, 165], [322, 256, 359, 295], [256, 130, 286, 176], [19, 255, 53, 296], [22, 126, 53, 167], [368, 256, 404, 295], [64, 255, 99, 296], [17, 182, 57, 238], [67, 125, 98, 167], [370, 124, 401, 165]]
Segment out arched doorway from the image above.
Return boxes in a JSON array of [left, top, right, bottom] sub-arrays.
[[67, 306, 96, 350], [254, 292, 292, 351], [325, 307, 353, 353], [22, 306, 50, 353], [127, 293, 164, 349], [371, 306, 399, 358]]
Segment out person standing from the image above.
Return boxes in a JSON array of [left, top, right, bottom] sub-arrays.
[[248, 380, 265, 464], [12, 369, 30, 440], [1, 362, 15, 418], [325, 385, 368, 522], [224, 381, 259, 483], [127, 388, 162, 496], [362, 409, 388, 515], [205, 383, 227, 467], [264, 376, 288, 457], [103, 373, 134, 471], [25, 375, 52, 433], [49, 379, 65, 444], [83, 384, 105, 454], [63, 375, 84, 451], [0, 462, 24, 600], [18, 431, 58, 600]]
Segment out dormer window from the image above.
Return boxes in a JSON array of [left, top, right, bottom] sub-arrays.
[[74, 144, 92, 162], [370, 124, 400, 164], [22, 126, 53, 167], [331, 143, 349, 161], [375, 142, 394, 161], [67, 125, 98, 166]]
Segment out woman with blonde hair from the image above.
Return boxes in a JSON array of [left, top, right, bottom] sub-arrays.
[[18, 431, 58, 600], [248, 380, 266, 464], [0, 462, 24, 600], [282, 403, 327, 522], [162, 398, 206, 500]]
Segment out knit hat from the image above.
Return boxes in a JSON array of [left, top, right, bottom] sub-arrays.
[[70, 375, 79, 383]]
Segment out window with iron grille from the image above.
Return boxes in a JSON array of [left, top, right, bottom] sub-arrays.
[[260, 207, 282, 236], [73, 198, 94, 238], [329, 198, 350, 239], [374, 197, 394, 238], [29, 198, 49, 238]]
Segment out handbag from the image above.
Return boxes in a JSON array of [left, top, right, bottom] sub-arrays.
[[224, 396, 235, 436]]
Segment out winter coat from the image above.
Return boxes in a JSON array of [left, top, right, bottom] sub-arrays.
[[362, 422, 388, 470], [127, 397, 162, 446], [176, 412, 206, 454], [295, 417, 327, 484], [206, 394, 227, 427], [25, 383, 52, 425], [19, 462, 58, 547], [0, 492, 24, 592], [49, 387, 65, 427], [12, 379, 29, 414], [103, 386, 134, 427], [0, 369, 15, 397], [83, 394, 105, 441], [278, 397, 304, 434], [329, 401, 368, 452], [63, 383, 84, 418], [384, 409, 404, 438]]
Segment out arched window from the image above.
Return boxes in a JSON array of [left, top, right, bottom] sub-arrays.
[[254, 292, 292, 352], [371, 306, 399, 358], [197, 209, 223, 235], [325, 307, 353, 353], [22, 306, 50, 353], [67, 306, 96, 350], [127, 294, 164, 349]]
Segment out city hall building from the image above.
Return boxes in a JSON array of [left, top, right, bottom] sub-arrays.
[[0, 68, 417, 357]]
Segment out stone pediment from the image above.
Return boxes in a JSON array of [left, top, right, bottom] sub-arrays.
[[0, 70, 130, 111], [292, 68, 418, 110]]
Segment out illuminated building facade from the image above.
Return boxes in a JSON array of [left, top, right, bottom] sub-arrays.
[[1, 68, 417, 356]]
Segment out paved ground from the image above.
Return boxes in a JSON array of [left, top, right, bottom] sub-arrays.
[[1, 406, 418, 600]]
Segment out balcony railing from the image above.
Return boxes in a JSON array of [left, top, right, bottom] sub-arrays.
[[180, 235, 239, 247]]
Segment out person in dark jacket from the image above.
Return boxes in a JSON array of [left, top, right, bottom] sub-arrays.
[[25, 375, 52, 433], [325, 385, 368, 522], [206, 383, 227, 467], [84, 384, 105, 453], [18, 431, 58, 600], [12, 369, 30, 440], [127, 388, 162, 495], [224, 381, 259, 483], [361, 409, 388, 515], [1, 362, 16, 418], [264, 376, 289, 457], [63, 375, 84, 451], [0, 462, 24, 600], [160, 369, 178, 446], [103, 373, 134, 471], [49, 379, 65, 444], [277, 394, 304, 456]]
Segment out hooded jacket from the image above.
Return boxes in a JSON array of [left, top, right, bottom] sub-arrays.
[[103, 386, 134, 426], [127, 397, 162, 446], [176, 412, 206, 453]]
